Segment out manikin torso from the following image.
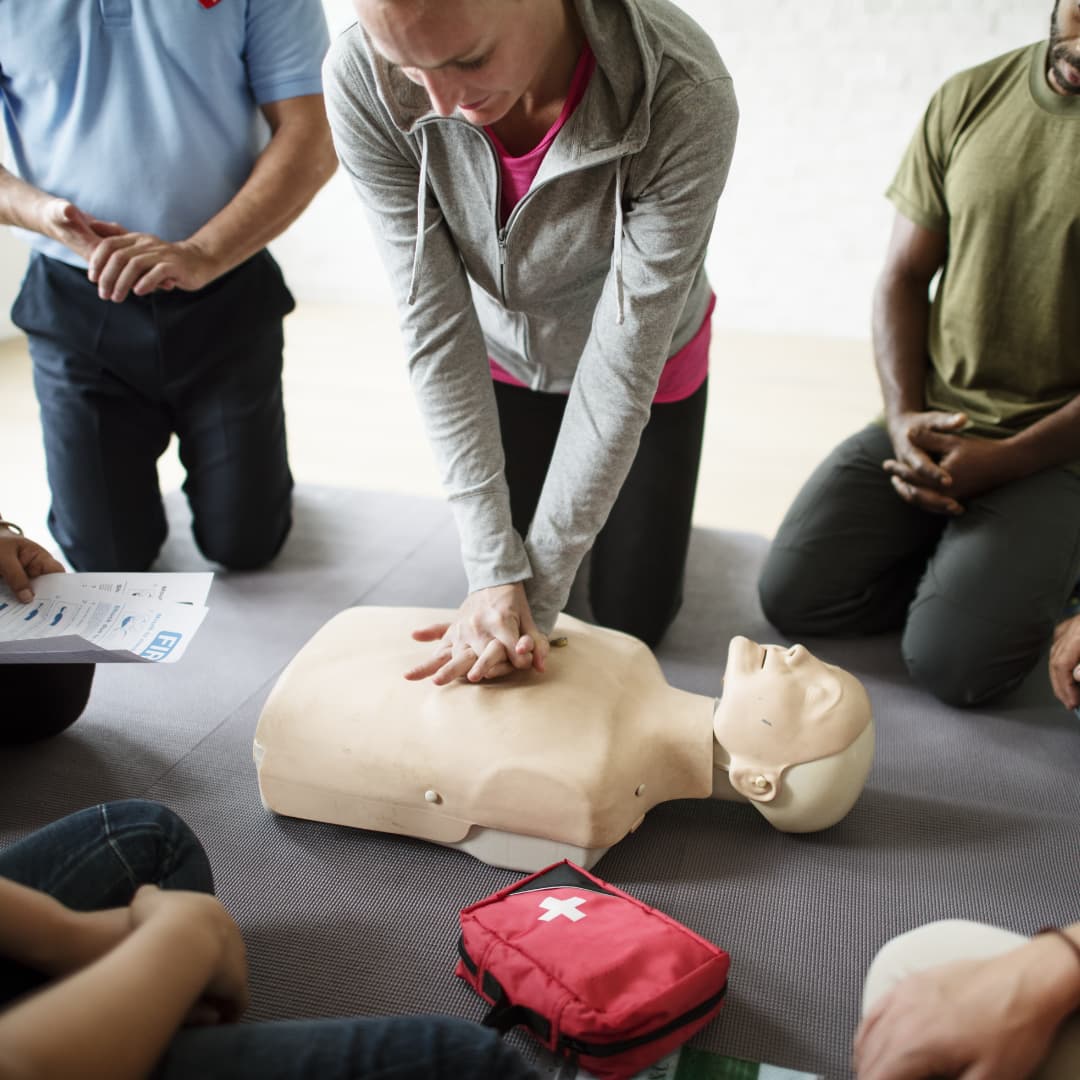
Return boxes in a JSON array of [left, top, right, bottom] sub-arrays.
[[254, 608, 874, 871]]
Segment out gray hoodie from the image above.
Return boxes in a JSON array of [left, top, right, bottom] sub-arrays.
[[325, 0, 738, 632]]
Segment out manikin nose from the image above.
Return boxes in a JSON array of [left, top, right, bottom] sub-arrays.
[[786, 643, 809, 665]]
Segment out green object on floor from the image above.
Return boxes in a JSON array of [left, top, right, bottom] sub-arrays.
[[674, 1047, 758, 1078], [672, 1048, 820, 1079], [583, 1047, 822, 1080]]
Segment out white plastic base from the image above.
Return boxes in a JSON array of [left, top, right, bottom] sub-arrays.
[[443, 825, 610, 873]]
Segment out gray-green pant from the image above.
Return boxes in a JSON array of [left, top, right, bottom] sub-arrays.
[[758, 424, 1080, 707]]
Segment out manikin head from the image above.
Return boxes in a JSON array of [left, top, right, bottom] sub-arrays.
[[712, 637, 874, 832], [1049, 0, 1080, 95], [353, 0, 578, 123]]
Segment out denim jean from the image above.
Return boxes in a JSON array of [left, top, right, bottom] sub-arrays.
[[0, 801, 539, 1080], [0, 799, 214, 1005], [153, 1016, 540, 1080]]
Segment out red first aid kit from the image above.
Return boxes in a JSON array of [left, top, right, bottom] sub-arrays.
[[456, 861, 730, 1080]]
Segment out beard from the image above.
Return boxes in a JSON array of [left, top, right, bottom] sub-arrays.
[[1049, 7, 1080, 94]]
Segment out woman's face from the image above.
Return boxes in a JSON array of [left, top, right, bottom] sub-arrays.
[[354, 0, 561, 125]]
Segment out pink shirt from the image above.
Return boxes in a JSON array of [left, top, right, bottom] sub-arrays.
[[486, 44, 712, 405]]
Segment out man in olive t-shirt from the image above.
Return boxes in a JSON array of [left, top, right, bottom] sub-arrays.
[[758, 0, 1080, 708]]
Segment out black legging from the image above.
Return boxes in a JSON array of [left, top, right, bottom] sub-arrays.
[[3, 663, 95, 744], [494, 377, 708, 647]]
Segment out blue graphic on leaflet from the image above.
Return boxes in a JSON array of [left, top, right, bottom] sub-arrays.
[[140, 631, 183, 662]]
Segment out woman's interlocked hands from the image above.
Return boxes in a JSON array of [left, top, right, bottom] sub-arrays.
[[404, 581, 550, 685]]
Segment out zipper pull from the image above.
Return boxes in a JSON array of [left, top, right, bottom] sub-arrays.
[[497, 227, 507, 267]]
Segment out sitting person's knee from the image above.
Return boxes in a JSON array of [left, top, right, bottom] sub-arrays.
[[4, 663, 95, 743], [101, 799, 215, 894], [757, 548, 823, 635], [902, 613, 1037, 708]]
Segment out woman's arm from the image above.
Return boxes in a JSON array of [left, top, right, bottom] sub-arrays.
[[0, 877, 129, 977], [325, 35, 545, 679], [0, 885, 248, 1080], [324, 34, 531, 599], [524, 75, 738, 630]]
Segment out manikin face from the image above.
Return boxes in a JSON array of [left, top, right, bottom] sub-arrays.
[[714, 636, 870, 802], [1049, 0, 1080, 95], [353, 0, 565, 124]]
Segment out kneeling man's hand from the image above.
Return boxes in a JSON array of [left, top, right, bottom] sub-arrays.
[[883, 410, 966, 515], [1050, 614, 1080, 709]]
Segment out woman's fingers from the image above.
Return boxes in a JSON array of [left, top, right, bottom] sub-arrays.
[[468, 639, 512, 682], [432, 649, 478, 686], [403, 652, 450, 681], [405, 586, 552, 685]]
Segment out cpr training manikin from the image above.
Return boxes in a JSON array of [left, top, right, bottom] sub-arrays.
[[254, 608, 874, 871]]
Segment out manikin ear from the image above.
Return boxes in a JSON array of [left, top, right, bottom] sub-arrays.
[[803, 679, 842, 719], [727, 763, 783, 803]]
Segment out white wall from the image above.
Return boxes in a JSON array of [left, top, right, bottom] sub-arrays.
[[0, 232, 23, 338], [0, 0, 1053, 341]]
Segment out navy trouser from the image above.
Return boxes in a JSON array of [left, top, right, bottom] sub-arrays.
[[12, 251, 295, 572], [494, 377, 708, 647], [0, 802, 539, 1080], [758, 424, 1080, 707]]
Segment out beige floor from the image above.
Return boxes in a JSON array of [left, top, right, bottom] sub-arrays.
[[0, 301, 880, 550]]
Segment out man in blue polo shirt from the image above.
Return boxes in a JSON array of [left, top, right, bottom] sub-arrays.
[[0, 0, 337, 572]]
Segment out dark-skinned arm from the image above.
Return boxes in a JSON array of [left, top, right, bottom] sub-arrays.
[[873, 211, 967, 515], [877, 211, 1080, 507]]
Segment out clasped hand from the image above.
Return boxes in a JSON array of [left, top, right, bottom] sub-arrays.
[[42, 195, 217, 302], [404, 582, 550, 685], [129, 884, 250, 1025], [883, 410, 1015, 513]]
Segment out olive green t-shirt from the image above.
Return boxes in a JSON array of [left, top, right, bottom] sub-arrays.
[[887, 42, 1080, 440]]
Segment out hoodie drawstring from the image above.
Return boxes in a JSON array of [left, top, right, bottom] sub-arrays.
[[407, 127, 430, 306], [612, 164, 625, 326]]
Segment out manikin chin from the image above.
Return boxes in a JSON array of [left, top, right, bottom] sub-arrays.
[[254, 608, 874, 872]]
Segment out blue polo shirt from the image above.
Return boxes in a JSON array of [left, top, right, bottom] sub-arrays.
[[0, 0, 329, 267]]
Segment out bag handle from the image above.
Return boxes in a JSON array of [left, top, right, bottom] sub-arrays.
[[482, 1000, 541, 1034]]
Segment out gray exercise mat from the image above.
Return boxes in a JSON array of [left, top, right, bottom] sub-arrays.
[[1, 485, 1077, 1079]]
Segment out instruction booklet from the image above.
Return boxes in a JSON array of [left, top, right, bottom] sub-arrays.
[[0, 572, 212, 665]]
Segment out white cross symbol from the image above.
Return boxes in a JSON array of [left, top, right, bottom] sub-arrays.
[[538, 895, 587, 922]]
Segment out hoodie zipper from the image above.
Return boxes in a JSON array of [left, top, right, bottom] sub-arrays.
[[497, 226, 508, 300], [417, 115, 610, 308]]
